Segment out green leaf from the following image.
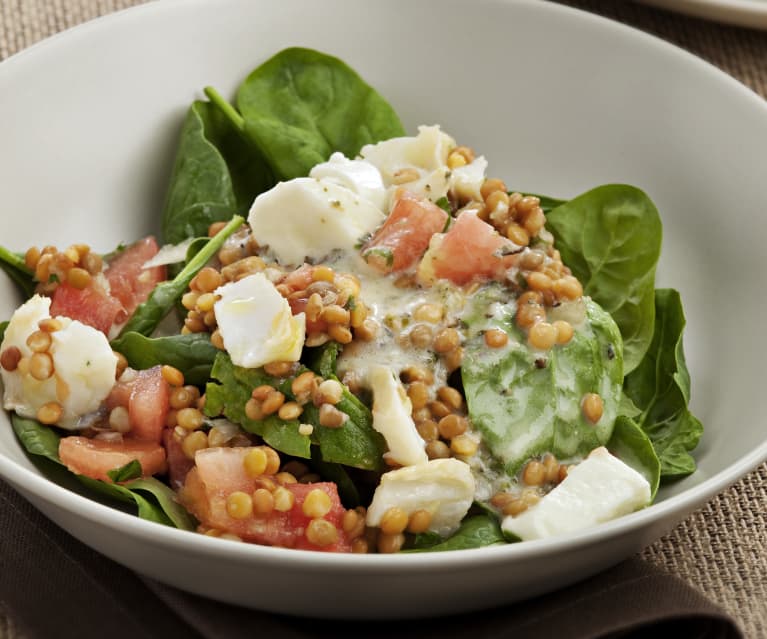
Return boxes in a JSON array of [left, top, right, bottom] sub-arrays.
[[107, 459, 142, 483], [234, 47, 405, 181], [204, 352, 385, 470], [304, 341, 341, 379], [607, 415, 661, 499], [10, 414, 195, 529], [110, 332, 218, 386], [204, 353, 313, 458], [545, 185, 662, 374], [118, 215, 243, 337], [405, 515, 505, 552], [623, 289, 703, 479], [161, 100, 273, 245], [462, 288, 623, 476], [0, 246, 35, 298], [125, 477, 197, 530], [0, 320, 8, 342], [77, 475, 176, 526], [11, 414, 62, 464]]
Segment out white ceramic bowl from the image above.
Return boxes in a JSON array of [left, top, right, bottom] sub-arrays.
[[1, 0, 766, 620]]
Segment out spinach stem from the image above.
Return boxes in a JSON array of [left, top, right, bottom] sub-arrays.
[[0, 246, 32, 275], [204, 86, 246, 134]]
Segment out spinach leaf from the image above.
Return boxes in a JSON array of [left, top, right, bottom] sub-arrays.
[[204, 353, 313, 458], [11, 414, 195, 529], [623, 288, 703, 479], [161, 100, 273, 245], [107, 459, 142, 483], [110, 332, 218, 386], [232, 47, 405, 181], [77, 475, 176, 527], [607, 415, 661, 498], [462, 288, 623, 476], [545, 185, 662, 374], [304, 341, 341, 379], [204, 352, 385, 470], [117, 215, 243, 337], [0, 246, 35, 298], [0, 320, 8, 342], [11, 414, 63, 465], [406, 515, 505, 552], [308, 447, 361, 508], [124, 477, 197, 530]]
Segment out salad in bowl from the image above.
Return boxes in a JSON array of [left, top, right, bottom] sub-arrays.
[[0, 47, 701, 554]]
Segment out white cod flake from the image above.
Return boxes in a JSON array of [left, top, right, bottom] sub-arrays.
[[502, 446, 651, 541], [357, 125, 456, 204], [214, 273, 305, 369], [450, 156, 488, 202], [0, 294, 117, 429], [309, 152, 386, 210], [366, 458, 475, 537], [247, 177, 385, 266], [368, 364, 427, 467]]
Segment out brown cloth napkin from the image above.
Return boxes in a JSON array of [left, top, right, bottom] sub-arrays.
[[0, 479, 741, 639]]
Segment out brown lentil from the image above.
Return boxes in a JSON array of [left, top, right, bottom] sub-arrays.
[[243, 448, 268, 477], [484, 328, 509, 348], [278, 401, 303, 421], [261, 390, 285, 415], [264, 447, 281, 475], [306, 519, 339, 547], [416, 419, 439, 442], [443, 346, 464, 372], [263, 361, 294, 377], [342, 509, 366, 539], [425, 440, 451, 459], [480, 178, 507, 200], [318, 404, 348, 428], [303, 489, 333, 519], [226, 491, 253, 519], [438, 414, 468, 439], [380, 507, 409, 535], [182, 430, 208, 460], [315, 379, 343, 405], [26, 330, 51, 353], [176, 407, 204, 431], [408, 324, 433, 349], [450, 434, 478, 457], [407, 381, 430, 410], [543, 453, 560, 484], [29, 353, 54, 380], [275, 471, 297, 485], [377, 532, 405, 554], [433, 327, 460, 353], [291, 371, 317, 403], [37, 401, 62, 425], [407, 510, 433, 534], [553, 320, 574, 344], [437, 386, 463, 411], [272, 486, 295, 512], [528, 321, 557, 350], [522, 460, 546, 486], [582, 393, 604, 424], [1, 346, 22, 371], [252, 488, 275, 515]]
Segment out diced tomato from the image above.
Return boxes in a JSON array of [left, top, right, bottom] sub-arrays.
[[163, 428, 195, 490], [106, 366, 169, 443], [180, 447, 352, 552], [59, 436, 167, 482], [362, 191, 448, 273], [417, 210, 515, 286], [50, 282, 124, 335], [105, 236, 166, 316], [287, 296, 328, 334], [49, 236, 165, 335], [281, 264, 314, 293]]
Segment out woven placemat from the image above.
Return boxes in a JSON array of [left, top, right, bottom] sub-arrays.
[[1, 1, 766, 637]]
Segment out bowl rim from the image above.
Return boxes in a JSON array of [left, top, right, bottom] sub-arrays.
[[1, 0, 767, 571]]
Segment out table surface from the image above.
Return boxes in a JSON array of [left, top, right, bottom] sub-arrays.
[[1, 1, 766, 637]]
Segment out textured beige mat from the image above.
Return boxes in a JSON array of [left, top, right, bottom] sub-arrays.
[[1, 1, 766, 637]]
